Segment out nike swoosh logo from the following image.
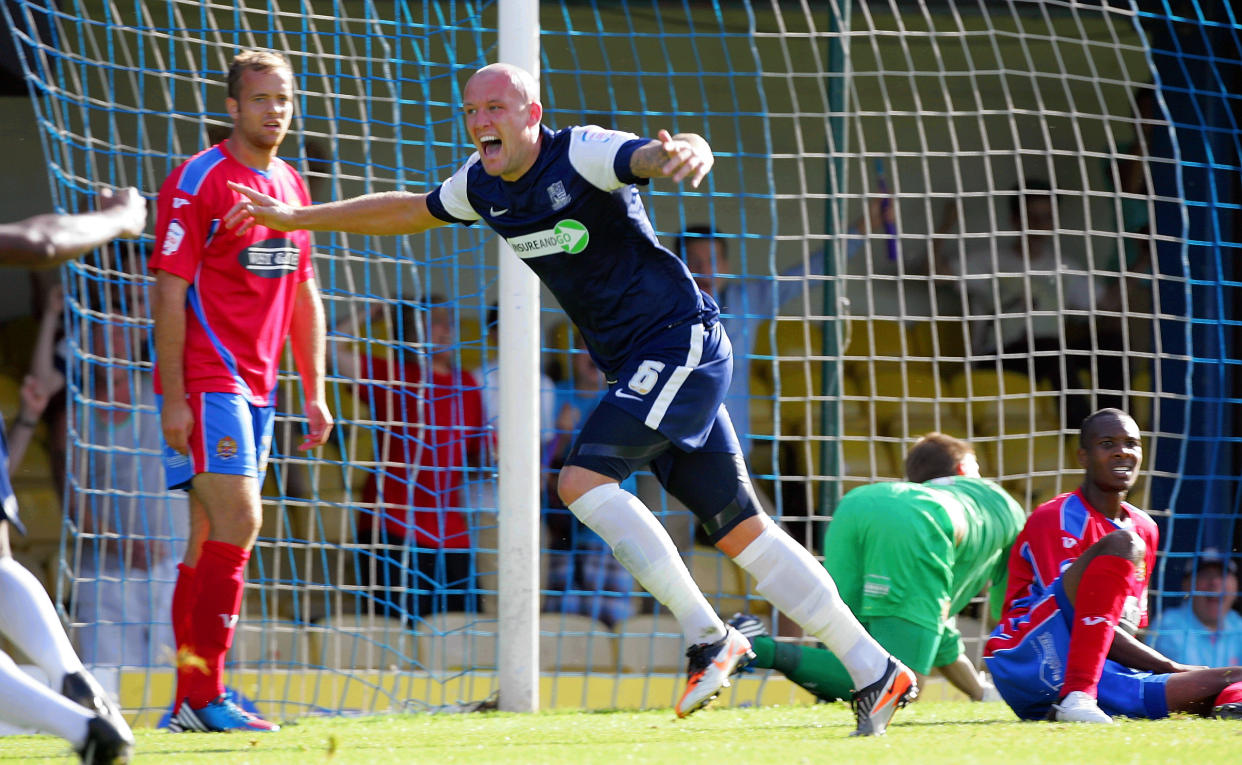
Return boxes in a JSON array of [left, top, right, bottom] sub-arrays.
[[712, 646, 746, 672], [615, 390, 643, 401], [871, 671, 914, 716], [490, 206, 509, 216]]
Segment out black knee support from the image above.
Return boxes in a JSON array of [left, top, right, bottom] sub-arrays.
[[653, 450, 763, 544]]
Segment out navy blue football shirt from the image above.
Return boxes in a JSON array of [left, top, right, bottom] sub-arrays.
[[426, 124, 719, 377]]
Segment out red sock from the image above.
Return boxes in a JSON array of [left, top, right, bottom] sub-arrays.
[[1061, 554, 1135, 699], [171, 563, 198, 710], [184, 540, 249, 708], [1215, 681, 1242, 707]]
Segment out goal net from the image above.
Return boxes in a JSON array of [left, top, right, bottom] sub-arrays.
[[2, 0, 1237, 721]]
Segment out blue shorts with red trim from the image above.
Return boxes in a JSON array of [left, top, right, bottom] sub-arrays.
[[984, 576, 1170, 720], [158, 392, 275, 491]]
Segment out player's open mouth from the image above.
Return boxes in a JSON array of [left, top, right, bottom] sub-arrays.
[[480, 135, 502, 157]]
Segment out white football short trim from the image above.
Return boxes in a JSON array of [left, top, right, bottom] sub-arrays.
[[644, 323, 704, 430]]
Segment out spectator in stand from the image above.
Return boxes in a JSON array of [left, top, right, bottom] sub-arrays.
[[542, 329, 635, 628], [466, 303, 556, 517], [677, 200, 888, 463], [334, 297, 488, 621], [23, 285, 188, 693], [1146, 549, 1242, 668], [927, 178, 1119, 427]]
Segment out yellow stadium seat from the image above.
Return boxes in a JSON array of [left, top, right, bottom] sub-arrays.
[[539, 613, 616, 672], [0, 372, 21, 422], [310, 612, 416, 670], [751, 318, 825, 409], [228, 622, 309, 667], [931, 319, 970, 361], [981, 432, 1078, 510], [686, 545, 760, 616], [945, 368, 1058, 436], [838, 438, 899, 482], [842, 318, 906, 360], [417, 611, 497, 673], [850, 364, 942, 438], [616, 612, 684, 673]]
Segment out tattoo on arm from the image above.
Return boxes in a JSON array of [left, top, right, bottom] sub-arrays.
[[629, 140, 668, 179]]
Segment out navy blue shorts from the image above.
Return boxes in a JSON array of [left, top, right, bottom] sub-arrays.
[[601, 321, 736, 452], [564, 322, 758, 542]]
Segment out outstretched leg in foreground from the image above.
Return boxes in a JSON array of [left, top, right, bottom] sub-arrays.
[[561, 468, 753, 718], [661, 450, 917, 735], [0, 523, 132, 763]]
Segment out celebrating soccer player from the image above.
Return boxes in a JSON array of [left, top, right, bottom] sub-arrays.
[[226, 61, 917, 735], [0, 186, 146, 764], [151, 49, 332, 733], [985, 408, 1242, 723]]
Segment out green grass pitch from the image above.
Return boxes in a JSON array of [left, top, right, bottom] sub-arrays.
[[4, 701, 1238, 764]]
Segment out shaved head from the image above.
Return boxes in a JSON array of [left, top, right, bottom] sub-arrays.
[[468, 63, 540, 106]]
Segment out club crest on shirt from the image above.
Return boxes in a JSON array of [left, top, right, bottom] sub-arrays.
[[238, 237, 300, 278], [163, 220, 186, 255], [547, 180, 571, 211], [216, 436, 238, 460]]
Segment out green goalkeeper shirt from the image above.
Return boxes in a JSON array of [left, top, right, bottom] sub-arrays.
[[823, 477, 1025, 635]]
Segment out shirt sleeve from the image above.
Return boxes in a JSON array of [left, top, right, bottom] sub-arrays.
[[1023, 508, 1082, 587], [426, 155, 483, 224], [150, 169, 204, 282], [567, 125, 647, 191]]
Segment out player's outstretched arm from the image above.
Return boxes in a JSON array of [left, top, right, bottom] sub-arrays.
[[629, 129, 713, 188], [0, 187, 146, 268], [224, 182, 447, 237]]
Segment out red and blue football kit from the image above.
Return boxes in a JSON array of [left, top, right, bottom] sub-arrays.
[[984, 489, 1168, 719], [152, 142, 315, 714], [151, 142, 314, 489], [151, 142, 314, 406]]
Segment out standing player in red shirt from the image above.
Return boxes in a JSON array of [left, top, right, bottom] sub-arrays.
[[985, 408, 1242, 723], [151, 50, 332, 733]]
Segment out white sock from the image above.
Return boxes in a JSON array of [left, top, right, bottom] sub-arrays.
[[731, 524, 889, 689], [0, 556, 84, 688], [570, 483, 726, 645], [0, 650, 91, 748]]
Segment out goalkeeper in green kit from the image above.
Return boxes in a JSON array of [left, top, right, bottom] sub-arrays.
[[731, 433, 1026, 702]]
